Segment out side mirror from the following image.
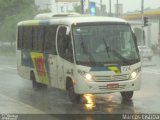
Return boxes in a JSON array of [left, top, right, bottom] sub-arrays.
[[66, 26, 70, 35]]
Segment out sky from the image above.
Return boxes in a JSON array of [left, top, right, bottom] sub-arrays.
[[35, 0, 160, 13], [104, 0, 160, 13]]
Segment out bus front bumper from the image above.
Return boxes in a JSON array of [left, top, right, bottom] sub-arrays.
[[74, 77, 141, 94]]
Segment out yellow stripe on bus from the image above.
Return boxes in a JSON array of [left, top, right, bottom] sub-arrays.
[[22, 20, 39, 26], [31, 52, 49, 85], [108, 66, 121, 74]]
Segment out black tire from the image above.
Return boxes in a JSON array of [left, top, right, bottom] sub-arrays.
[[68, 82, 81, 103], [30, 72, 47, 90], [120, 91, 133, 100]]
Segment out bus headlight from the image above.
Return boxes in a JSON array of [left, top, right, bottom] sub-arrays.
[[130, 71, 137, 79], [77, 69, 93, 81], [84, 73, 92, 81]]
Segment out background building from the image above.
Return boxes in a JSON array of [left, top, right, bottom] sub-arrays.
[[114, 4, 123, 17], [35, 0, 52, 10], [123, 8, 160, 47]]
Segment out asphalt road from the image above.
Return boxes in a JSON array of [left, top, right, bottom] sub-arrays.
[[0, 55, 160, 120]]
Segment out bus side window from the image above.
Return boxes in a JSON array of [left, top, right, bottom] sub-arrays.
[[44, 25, 57, 54], [32, 26, 44, 52], [66, 34, 74, 63], [17, 26, 23, 49], [22, 26, 32, 50], [57, 27, 73, 63]]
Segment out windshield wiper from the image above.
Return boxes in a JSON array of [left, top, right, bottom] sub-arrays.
[[103, 39, 110, 58], [103, 39, 129, 63], [80, 40, 96, 65]]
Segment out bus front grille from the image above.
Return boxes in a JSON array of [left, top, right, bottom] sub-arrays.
[[94, 74, 129, 82]]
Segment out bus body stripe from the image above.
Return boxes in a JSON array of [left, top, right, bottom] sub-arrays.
[[108, 66, 121, 74], [22, 20, 39, 26], [90, 66, 121, 74], [21, 50, 34, 68], [39, 20, 49, 25], [30, 52, 49, 85]]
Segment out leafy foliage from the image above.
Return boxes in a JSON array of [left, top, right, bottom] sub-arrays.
[[73, 4, 81, 13], [0, 0, 47, 49]]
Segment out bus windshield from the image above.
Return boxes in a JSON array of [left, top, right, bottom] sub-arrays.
[[73, 23, 140, 66]]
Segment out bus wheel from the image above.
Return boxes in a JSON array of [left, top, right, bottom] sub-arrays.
[[30, 72, 47, 90], [67, 82, 81, 103], [120, 91, 133, 100]]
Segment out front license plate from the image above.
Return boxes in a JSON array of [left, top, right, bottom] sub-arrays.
[[107, 83, 119, 89]]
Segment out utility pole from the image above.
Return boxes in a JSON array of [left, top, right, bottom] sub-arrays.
[[56, 2, 58, 12], [116, 0, 118, 17], [65, 3, 68, 12], [141, 0, 144, 45], [81, 0, 84, 14], [158, 17, 160, 48], [44, 3, 52, 11], [100, 0, 102, 14], [60, 6, 64, 12], [109, 0, 112, 16]]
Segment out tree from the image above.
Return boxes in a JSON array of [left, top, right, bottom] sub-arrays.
[[73, 4, 81, 13], [0, 0, 36, 21], [0, 0, 45, 48]]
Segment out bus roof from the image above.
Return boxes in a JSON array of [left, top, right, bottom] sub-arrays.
[[17, 16, 128, 26]]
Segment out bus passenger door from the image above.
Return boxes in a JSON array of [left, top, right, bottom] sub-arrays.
[[47, 54, 59, 88], [56, 26, 67, 89], [56, 26, 74, 89]]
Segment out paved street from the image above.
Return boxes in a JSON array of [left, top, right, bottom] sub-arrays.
[[0, 55, 160, 119]]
